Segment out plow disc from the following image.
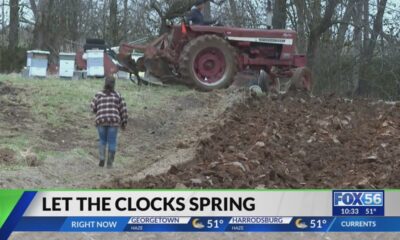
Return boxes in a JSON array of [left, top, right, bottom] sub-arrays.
[[249, 67, 313, 97]]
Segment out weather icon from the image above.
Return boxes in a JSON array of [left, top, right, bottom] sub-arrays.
[[192, 218, 205, 229], [295, 218, 308, 229]]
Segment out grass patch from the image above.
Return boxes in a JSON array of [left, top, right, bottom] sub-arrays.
[[0, 136, 31, 151], [0, 74, 192, 163], [0, 74, 191, 127]]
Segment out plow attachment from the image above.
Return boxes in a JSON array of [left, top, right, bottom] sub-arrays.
[[116, 35, 177, 86], [291, 67, 313, 92]]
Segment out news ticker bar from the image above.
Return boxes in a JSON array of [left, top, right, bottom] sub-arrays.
[[12, 216, 400, 232], [1, 190, 400, 239]]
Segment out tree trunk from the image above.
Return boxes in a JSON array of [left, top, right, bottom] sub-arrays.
[[293, 0, 306, 53], [336, 0, 356, 48], [204, 1, 211, 20], [8, 0, 19, 51], [69, 0, 80, 43], [364, 0, 387, 58], [306, 0, 339, 69], [1, 0, 5, 43], [228, 0, 240, 27], [31, 0, 49, 50], [351, 0, 363, 94], [109, 0, 118, 45], [272, 0, 287, 29], [357, 0, 387, 95], [123, 0, 128, 41], [306, 31, 320, 69], [102, 0, 107, 40], [362, 0, 369, 51]]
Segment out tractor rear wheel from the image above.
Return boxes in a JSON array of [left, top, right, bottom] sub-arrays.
[[179, 35, 237, 91], [291, 67, 313, 92]]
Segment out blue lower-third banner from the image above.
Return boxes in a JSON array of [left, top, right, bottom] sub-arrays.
[[2, 190, 400, 239]]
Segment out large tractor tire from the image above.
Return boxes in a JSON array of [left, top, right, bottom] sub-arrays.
[[179, 35, 238, 91]]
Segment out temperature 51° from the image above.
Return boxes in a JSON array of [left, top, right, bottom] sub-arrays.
[[207, 219, 224, 229], [310, 219, 328, 229]]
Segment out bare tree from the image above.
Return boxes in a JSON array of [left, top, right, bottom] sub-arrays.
[[351, 0, 363, 93], [357, 0, 388, 95], [8, 0, 19, 50], [150, 0, 197, 34], [30, 0, 50, 49], [228, 0, 240, 26], [293, 0, 306, 52], [204, 0, 211, 19], [1, 0, 5, 44], [272, 0, 287, 29], [306, 0, 340, 69], [123, 0, 128, 41], [109, 0, 118, 45], [336, 0, 357, 48]]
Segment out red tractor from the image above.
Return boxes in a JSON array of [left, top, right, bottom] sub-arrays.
[[116, 22, 312, 93]]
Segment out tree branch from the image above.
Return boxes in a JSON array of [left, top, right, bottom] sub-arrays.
[[29, 0, 39, 21], [19, 16, 35, 25], [150, 1, 163, 18]]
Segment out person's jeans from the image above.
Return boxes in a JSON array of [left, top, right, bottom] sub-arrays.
[[97, 126, 118, 152]]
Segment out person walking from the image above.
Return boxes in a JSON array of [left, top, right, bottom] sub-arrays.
[[91, 76, 127, 169]]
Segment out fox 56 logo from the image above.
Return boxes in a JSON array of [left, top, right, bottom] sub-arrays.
[[333, 191, 384, 207]]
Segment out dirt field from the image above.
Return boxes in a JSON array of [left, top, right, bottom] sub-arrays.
[[108, 92, 400, 189]]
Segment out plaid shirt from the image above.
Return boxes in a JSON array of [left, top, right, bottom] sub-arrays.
[[91, 91, 128, 127]]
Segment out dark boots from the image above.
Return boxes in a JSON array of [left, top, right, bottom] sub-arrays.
[[99, 145, 115, 169], [107, 151, 116, 169], [98, 145, 106, 167]]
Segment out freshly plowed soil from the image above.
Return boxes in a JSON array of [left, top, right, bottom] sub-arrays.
[[112, 93, 400, 189]]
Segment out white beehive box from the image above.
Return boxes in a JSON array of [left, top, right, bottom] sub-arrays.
[[27, 50, 50, 77], [86, 49, 104, 77], [117, 71, 129, 80], [27, 52, 32, 67], [59, 52, 76, 78]]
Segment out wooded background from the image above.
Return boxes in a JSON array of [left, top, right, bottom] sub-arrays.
[[0, 0, 399, 99]]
